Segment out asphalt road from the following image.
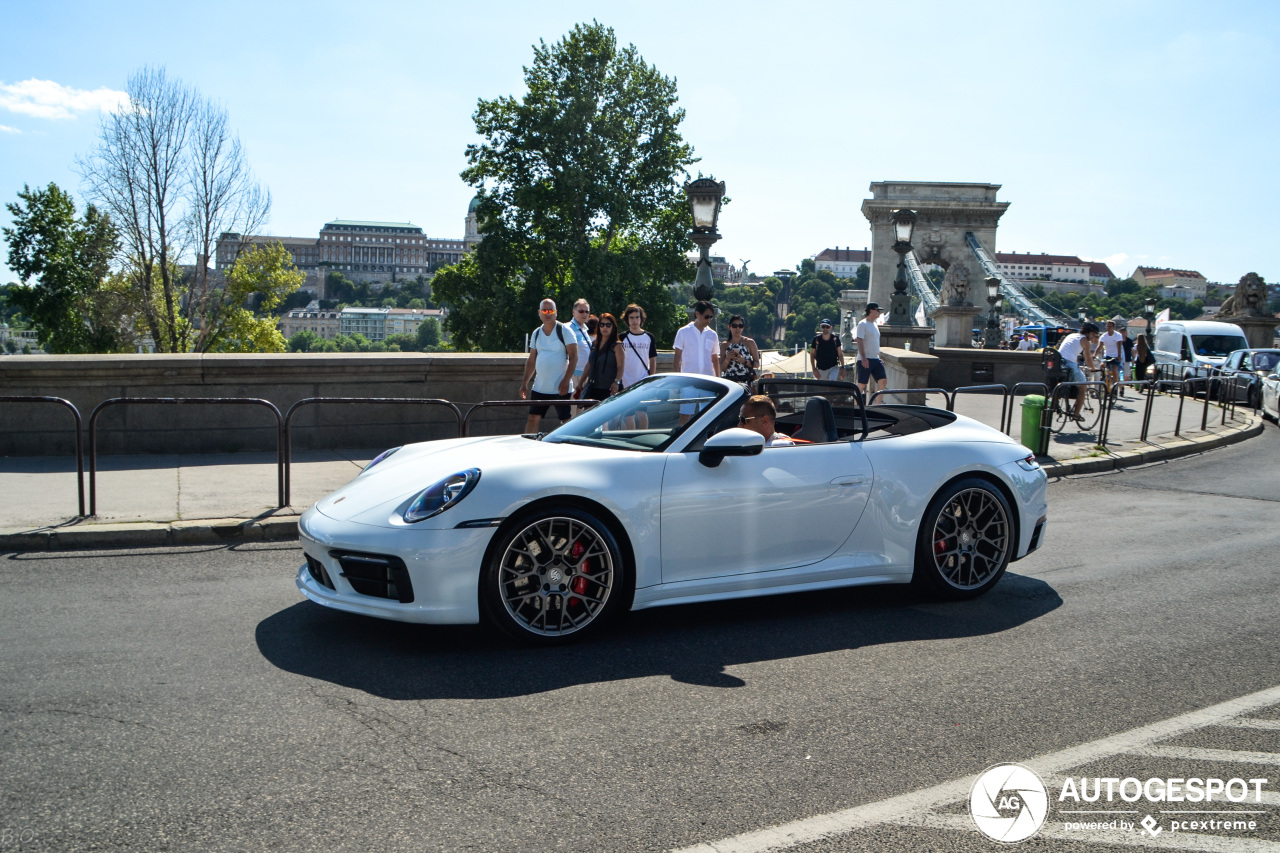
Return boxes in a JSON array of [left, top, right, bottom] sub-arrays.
[[2, 426, 1279, 852]]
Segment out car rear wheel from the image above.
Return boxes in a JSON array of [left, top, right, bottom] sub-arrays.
[[913, 478, 1013, 599], [480, 507, 625, 644]]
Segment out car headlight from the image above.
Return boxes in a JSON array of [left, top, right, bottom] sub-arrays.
[[403, 469, 481, 523], [362, 446, 402, 474]]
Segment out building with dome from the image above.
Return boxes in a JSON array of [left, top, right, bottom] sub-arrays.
[[215, 198, 479, 294]]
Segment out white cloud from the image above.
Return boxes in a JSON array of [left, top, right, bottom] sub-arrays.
[[0, 124, 20, 134], [0, 79, 128, 120]]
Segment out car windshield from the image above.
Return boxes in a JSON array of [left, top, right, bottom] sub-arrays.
[[1192, 335, 1249, 357], [542, 375, 732, 452], [1250, 352, 1280, 372]]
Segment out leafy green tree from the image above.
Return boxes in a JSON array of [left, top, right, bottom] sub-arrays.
[[384, 333, 417, 351], [287, 329, 321, 352], [853, 264, 870, 289], [3, 183, 131, 352], [434, 21, 697, 351], [415, 317, 441, 349], [1106, 277, 1140, 297], [205, 241, 304, 353]]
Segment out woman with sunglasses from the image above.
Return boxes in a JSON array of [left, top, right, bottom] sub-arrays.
[[582, 312, 622, 401], [719, 314, 759, 390]]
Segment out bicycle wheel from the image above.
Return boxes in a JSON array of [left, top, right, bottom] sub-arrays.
[[1075, 391, 1103, 432], [1048, 396, 1072, 434]]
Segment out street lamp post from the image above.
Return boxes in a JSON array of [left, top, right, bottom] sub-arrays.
[[983, 276, 1003, 349], [1078, 306, 1088, 328], [888, 208, 917, 327], [684, 178, 726, 303], [1144, 296, 1157, 339]]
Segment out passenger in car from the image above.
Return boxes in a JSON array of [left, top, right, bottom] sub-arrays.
[[737, 395, 795, 446]]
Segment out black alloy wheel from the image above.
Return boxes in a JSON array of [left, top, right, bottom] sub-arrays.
[[913, 477, 1014, 599], [480, 507, 626, 645]]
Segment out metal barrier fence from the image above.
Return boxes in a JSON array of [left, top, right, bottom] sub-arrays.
[[461, 399, 599, 437], [949, 385, 1010, 437], [88, 398, 285, 516], [1, 396, 85, 517], [1042, 381, 1108, 454], [282, 398, 463, 506], [1096, 380, 1151, 447], [868, 388, 954, 407]]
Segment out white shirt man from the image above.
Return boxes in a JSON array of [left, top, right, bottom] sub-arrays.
[[1017, 334, 1036, 351], [1057, 323, 1100, 418], [855, 302, 886, 395], [568, 299, 592, 394], [1096, 321, 1127, 395], [519, 299, 577, 433], [673, 301, 720, 423]]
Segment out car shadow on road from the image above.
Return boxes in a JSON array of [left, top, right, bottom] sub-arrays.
[[256, 572, 1061, 699]]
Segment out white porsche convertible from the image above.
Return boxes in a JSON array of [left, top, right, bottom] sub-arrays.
[[297, 375, 1048, 644]]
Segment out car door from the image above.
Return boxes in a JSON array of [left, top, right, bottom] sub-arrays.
[[658, 441, 874, 583]]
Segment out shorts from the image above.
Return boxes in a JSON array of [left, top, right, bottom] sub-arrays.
[[528, 390, 571, 421], [856, 358, 886, 384], [1063, 361, 1086, 384], [815, 365, 842, 381], [584, 386, 612, 402]]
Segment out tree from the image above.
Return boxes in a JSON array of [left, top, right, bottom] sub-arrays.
[[287, 329, 321, 352], [79, 66, 270, 353], [415, 316, 441, 349], [434, 21, 698, 351], [205, 241, 303, 353], [3, 182, 133, 352]]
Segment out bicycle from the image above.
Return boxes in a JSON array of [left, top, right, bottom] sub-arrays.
[[1043, 352, 1105, 434]]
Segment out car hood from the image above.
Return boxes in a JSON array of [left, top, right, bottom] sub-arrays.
[[312, 434, 617, 525]]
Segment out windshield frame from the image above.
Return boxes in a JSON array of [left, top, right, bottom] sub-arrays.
[[541, 375, 738, 452]]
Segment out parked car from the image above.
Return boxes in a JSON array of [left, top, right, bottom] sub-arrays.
[[1210, 349, 1280, 407], [295, 375, 1049, 644], [1152, 320, 1249, 381], [1260, 370, 1280, 422]]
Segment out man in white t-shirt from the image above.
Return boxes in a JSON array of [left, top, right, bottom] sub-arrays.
[[568, 298, 592, 397], [519, 298, 577, 434], [1095, 319, 1126, 397], [673, 300, 721, 424], [1017, 333, 1037, 351], [855, 302, 886, 396], [1057, 322, 1100, 420]]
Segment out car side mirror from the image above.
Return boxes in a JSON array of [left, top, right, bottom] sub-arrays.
[[699, 428, 765, 468]]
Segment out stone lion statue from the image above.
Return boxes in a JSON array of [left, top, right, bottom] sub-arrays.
[[1218, 272, 1268, 317], [938, 261, 973, 306]]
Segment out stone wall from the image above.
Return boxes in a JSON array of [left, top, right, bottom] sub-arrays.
[[927, 348, 1043, 391], [880, 347, 940, 405], [0, 353, 530, 456]]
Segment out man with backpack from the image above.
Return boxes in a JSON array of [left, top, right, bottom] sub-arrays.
[[809, 319, 845, 381], [519, 298, 578, 434]]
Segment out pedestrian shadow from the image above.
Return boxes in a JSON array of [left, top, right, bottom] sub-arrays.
[[255, 572, 1061, 699]]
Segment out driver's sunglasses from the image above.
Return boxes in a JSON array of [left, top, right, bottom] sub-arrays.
[[738, 414, 761, 423]]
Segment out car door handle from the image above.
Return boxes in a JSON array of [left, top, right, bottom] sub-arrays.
[[830, 475, 869, 486]]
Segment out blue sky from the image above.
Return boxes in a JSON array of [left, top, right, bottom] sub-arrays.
[[2, 0, 1277, 287]]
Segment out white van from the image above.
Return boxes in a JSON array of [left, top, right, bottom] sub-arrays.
[[1152, 320, 1249, 379]]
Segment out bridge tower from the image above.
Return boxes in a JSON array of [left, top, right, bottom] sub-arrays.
[[860, 182, 1009, 309]]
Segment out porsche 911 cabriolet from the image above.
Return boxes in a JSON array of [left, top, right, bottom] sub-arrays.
[[297, 375, 1048, 643]]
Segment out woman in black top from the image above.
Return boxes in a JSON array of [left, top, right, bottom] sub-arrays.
[[582, 312, 621, 401]]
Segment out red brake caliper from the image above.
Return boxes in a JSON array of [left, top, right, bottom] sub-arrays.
[[570, 542, 588, 598]]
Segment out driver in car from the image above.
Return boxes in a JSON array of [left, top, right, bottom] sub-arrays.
[[737, 395, 794, 447]]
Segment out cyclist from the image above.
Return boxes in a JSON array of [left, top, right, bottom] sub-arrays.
[[1058, 322, 1101, 421], [1095, 319, 1127, 398]]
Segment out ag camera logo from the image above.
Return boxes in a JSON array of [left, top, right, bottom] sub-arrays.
[[970, 763, 1049, 842]]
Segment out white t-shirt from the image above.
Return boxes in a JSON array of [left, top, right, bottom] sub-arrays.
[[855, 319, 881, 359], [1017, 337, 1035, 351], [530, 323, 571, 395], [1099, 330, 1125, 359], [674, 323, 719, 375], [569, 320, 591, 378], [619, 331, 654, 388], [1058, 332, 1086, 363]]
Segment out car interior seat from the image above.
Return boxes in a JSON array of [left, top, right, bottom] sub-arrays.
[[793, 397, 837, 443]]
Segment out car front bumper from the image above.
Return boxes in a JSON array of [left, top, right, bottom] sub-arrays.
[[295, 506, 494, 625]]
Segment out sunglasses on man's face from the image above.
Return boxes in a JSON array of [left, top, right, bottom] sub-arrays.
[[738, 414, 762, 423], [575, 308, 589, 314], [540, 308, 556, 314]]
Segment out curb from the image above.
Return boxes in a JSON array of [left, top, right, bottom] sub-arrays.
[[0, 516, 299, 553], [1041, 412, 1264, 478], [0, 414, 1265, 552]]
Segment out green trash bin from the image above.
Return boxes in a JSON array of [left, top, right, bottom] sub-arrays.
[[1020, 395, 1046, 455]]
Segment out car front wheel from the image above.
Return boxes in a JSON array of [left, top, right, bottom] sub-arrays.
[[480, 507, 625, 644], [913, 478, 1013, 599]]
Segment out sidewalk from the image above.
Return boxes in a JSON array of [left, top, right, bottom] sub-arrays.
[[0, 392, 1263, 550]]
